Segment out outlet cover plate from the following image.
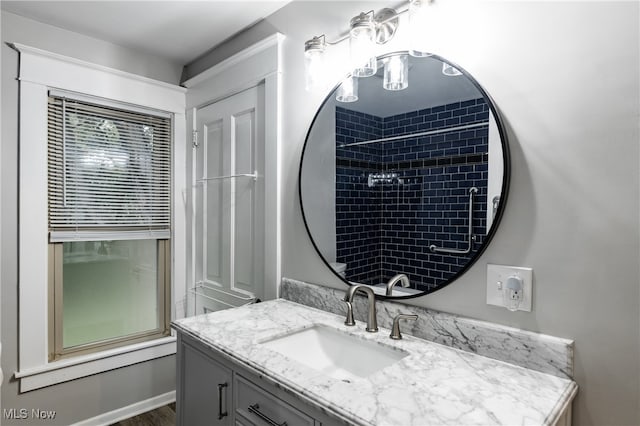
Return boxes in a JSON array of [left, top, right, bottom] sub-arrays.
[[486, 264, 533, 312]]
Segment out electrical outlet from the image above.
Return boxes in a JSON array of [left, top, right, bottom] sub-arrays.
[[486, 264, 533, 312]]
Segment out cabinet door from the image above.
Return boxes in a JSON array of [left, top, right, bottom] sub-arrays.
[[178, 340, 233, 426]]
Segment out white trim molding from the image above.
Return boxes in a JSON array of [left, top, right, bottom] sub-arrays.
[[184, 33, 284, 110], [14, 43, 186, 391], [16, 338, 176, 392], [182, 33, 281, 90], [71, 391, 176, 426], [12, 43, 185, 112]]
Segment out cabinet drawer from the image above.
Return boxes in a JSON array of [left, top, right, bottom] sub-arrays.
[[235, 374, 315, 426]]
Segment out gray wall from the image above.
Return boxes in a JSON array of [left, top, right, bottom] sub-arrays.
[[2, 2, 638, 425], [1, 11, 182, 425], [187, 1, 640, 425]]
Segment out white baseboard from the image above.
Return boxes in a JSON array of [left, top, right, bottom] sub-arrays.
[[71, 391, 176, 426]]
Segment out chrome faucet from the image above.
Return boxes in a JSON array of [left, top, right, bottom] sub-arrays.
[[385, 274, 410, 296], [343, 285, 378, 332]]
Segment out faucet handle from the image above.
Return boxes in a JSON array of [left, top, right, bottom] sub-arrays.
[[343, 300, 355, 326], [390, 314, 418, 340]]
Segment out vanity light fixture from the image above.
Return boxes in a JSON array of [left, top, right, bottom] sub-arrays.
[[304, 35, 327, 92], [303, 6, 402, 95], [336, 75, 358, 102], [303, 1, 440, 99], [383, 54, 409, 91], [350, 12, 378, 77], [442, 62, 462, 76]]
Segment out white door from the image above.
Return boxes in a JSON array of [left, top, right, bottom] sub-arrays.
[[193, 86, 265, 313]]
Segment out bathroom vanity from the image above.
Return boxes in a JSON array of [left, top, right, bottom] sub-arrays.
[[175, 331, 341, 426], [172, 299, 577, 426]]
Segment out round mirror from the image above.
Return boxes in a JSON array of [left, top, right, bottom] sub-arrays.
[[299, 52, 510, 298]]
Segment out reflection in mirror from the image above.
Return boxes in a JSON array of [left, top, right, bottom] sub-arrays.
[[300, 53, 509, 298]]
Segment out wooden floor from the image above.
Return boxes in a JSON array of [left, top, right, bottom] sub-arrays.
[[110, 403, 175, 426]]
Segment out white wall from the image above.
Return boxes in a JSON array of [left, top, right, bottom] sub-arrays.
[[185, 1, 640, 425], [1, 11, 182, 425]]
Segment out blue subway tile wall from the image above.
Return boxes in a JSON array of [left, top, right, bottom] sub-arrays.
[[335, 107, 384, 285], [335, 100, 489, 292]]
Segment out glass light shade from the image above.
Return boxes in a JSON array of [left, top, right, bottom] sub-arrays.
[[304, 49, 326, 91], [304, 38, 327, 92], [350, 14, 377, 77], [383, 54, 408, 91], [408, 0, 433, 57], [442, 62, 462, 76], [336, 76, 358, 103]]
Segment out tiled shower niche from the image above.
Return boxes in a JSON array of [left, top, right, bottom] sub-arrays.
[[335, 99, 489, 292]]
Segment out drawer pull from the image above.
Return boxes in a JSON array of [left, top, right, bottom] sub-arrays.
[[217, 383, 228, 420], [248, 403, 288, 426]]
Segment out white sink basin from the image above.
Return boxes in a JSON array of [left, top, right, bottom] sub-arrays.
[[260, 325, 408, 382]]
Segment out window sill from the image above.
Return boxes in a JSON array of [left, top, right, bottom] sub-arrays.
[[15, 336, 176, 392]]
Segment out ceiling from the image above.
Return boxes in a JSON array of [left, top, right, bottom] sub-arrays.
[[0, 1, 292, 65]]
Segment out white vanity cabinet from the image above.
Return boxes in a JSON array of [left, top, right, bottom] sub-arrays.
[[176, 332, 344, 426]]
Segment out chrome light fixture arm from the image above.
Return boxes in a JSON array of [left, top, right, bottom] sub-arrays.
[[305, 7, 403, 51]]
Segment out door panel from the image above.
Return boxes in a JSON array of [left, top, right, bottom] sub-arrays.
[[194, 86, 265, 313], [232, 110, 264, 296], [205, 120, 227, 285]]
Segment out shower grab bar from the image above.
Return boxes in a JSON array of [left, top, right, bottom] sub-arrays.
[[429, 187, 478, 255], [338, 122, 488, 148], [196, 170, 258, 183]]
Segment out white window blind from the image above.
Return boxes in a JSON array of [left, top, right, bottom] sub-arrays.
[[47, 94, 172, 242]]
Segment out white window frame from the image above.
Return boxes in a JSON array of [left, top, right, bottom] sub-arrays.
[[13, 44, 187, 392]]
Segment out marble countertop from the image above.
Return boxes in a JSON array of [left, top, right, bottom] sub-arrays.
[[172, 299, 577, 426]]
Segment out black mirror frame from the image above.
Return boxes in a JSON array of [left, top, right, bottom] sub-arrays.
[[298, 52, 511, 300]]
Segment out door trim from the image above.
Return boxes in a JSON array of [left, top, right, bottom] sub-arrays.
[[182, 34, 281, 90]]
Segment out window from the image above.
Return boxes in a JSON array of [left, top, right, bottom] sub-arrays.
[[47, 93, 171, 359], [15, 44, 186, 391]]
